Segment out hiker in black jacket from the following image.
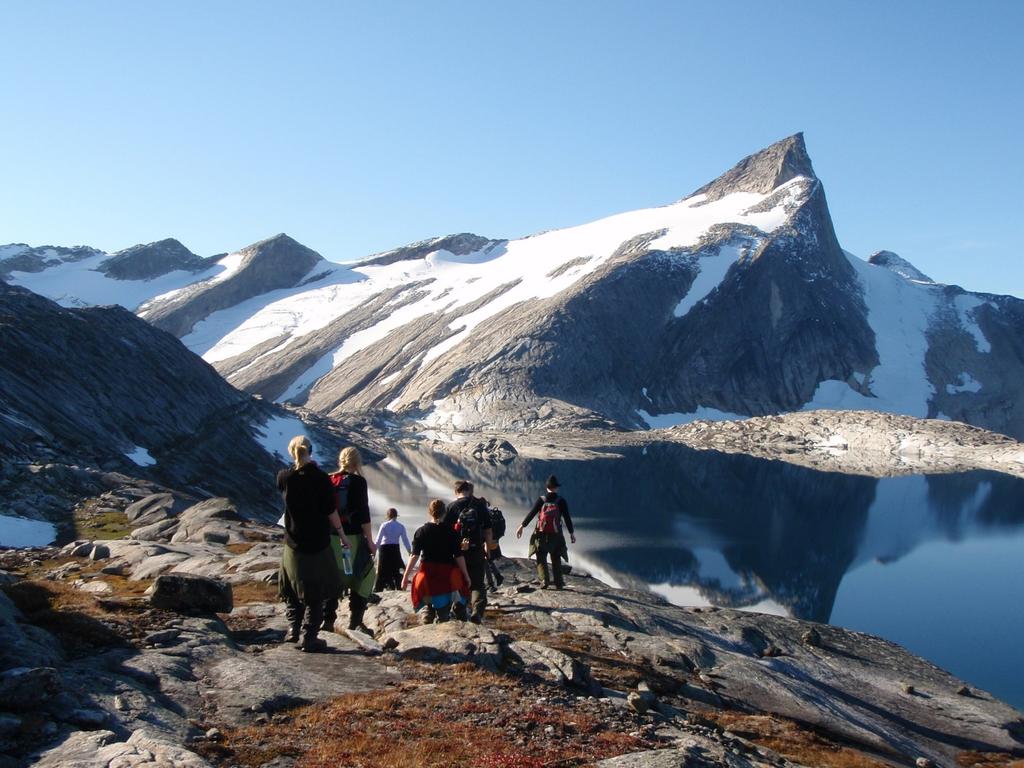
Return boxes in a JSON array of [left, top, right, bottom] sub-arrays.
[[444, 480, 494, 623], [277, 435, 344, 652], [516, 474, 575, 590]]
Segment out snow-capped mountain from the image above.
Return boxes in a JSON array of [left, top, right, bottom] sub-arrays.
[[6, 134, 1024, 438]]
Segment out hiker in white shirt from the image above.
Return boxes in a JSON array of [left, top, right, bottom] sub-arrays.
[[374, 508, 412, 591]]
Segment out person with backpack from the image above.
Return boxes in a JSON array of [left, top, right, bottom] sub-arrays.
[[402, 499, 471, 623], [373, 507, 411, 591], [478, 497, 505, 593], [516, 474, 576, 590], [276, 435, 345, 652], [323, 446, 377, 635], [443, 480, 494, 623]]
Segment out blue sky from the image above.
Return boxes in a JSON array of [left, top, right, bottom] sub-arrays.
[[2, 1, 1022, 296]]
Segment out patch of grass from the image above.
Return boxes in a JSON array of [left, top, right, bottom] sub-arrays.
[[489, 610, 679, 694], [4, 580, 129, 655], [231, 581, 279, 605], [707, 712, 897, 768], [72, 499, 131, 540], [2, 575, 173, 656], [958, 752, 1024, 767], [199, 662, 650, 768]]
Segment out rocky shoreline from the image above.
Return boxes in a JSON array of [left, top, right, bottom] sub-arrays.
[[427, 410, 1024, 480], [1, 491, 1022, 767]]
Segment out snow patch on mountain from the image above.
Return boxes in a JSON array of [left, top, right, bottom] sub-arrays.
[[953, 294, 992, 353], [947, 373, 982, 395], [638, 406, 745, 428], [253, 414, 310, 462], [0, 515, 57, 547], [8, 251, 214, 311], [125, 446, 157, 466], [673, 244, 744, 318], [803, 254, 940, 418]]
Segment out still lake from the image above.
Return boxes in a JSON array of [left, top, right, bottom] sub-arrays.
[[363, 442, 1024, 710]]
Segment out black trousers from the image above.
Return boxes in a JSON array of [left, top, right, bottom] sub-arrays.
[[462, 548, 487, 621], [535, 533, 564, 588], [374, 544, 405, 591], [323, 591, 368, 631], [285, 586, 325, 644]]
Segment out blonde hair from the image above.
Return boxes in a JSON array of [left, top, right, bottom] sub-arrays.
[[287, 435, 312, 469], [428, 499, 445, 519], [338, 446, 363, 475]]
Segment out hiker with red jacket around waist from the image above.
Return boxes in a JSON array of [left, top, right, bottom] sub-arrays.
[[516, 474, 575, 590]]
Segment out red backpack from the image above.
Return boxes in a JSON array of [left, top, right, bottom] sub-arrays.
[[537, 497, 561, 534]]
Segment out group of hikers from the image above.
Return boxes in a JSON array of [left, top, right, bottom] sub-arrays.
[[276, 437, 576, 652]]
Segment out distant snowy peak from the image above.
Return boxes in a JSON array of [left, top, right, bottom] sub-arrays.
[[358, 233, 503, 268], [688, 133, 816, 203], [0, 243, 105, 279], [139, 233, 333, 337], [867, 250, 934, 283], [99, 238, 207, 281]]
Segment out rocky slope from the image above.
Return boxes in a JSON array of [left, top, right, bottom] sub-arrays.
[[1, 500, 1021, 768], [0, 282, 380, 531], [7, 134, 1024, 439]]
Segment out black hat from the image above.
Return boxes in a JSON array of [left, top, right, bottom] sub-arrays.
[[545, 474, 560, 489]]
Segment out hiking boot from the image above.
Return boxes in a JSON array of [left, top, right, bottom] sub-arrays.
[[366, 592, 382, 605], [284, 624, 301, 643], [469, 615, 483, 625], [494, 571, 504, 587], [299, 637, 328, 653]]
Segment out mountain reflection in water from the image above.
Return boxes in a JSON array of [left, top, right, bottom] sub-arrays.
[[363, 442, 1024, 708]]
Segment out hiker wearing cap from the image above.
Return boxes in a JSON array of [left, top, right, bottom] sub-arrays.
[[374, 507, 411, 591], [516, 474, 575, 590], [277, 435, 345, 652], [443, 480, 494, 623]]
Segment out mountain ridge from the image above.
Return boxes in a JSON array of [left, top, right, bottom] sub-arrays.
[[6, 134, 1024, 438]]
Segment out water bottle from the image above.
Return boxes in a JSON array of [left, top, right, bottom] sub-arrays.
[[342, 547, 353, 576]]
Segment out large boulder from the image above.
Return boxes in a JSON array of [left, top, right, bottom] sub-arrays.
[[32, 728, 212, 768], [170, 498, 244, 545], [150, 573, 233, 614], [0, 666, 62, 711]]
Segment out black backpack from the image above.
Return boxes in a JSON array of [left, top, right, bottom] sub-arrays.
[[488, 507, 506, 540], [456, 500, 485, 546], [332, 472, 351, 525]]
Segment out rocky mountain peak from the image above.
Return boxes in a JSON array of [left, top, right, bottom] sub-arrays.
[[867, 250, 934, 283], [140, 234, 327, 337], [99, 238, 207, 281], [690, 133, 816, 202], [238, 233, 324, 272]]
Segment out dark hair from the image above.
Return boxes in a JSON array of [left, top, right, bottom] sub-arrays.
[[428, 499, 446, 518], [545, 474, 560, 490], [386, 508, 398, 520], [453, 479, 472, 495]]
